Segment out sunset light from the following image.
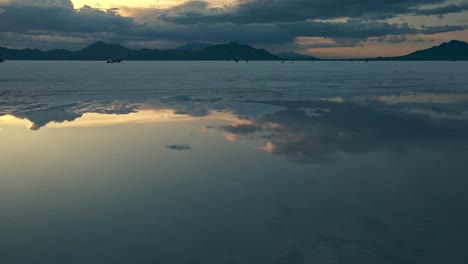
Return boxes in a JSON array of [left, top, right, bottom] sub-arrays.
[[71, 0, 224, 9], [1, 0, 468, 262]]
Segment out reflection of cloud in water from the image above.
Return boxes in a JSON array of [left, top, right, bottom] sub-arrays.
[[222, 100, 468, 163], [3, 92, 468, 164], [0, 114, 34, 128], [161, 95, 223, 117], [166, 144, 192, 151], [0, 94, 279, 131], [0, 108, 244, 131], [13, 104, 83, 131], [0, 96, 225, 130], [406, 109, 468, 120], [322, 93, 468, 105], [320, 93, 468, 121], [372, 93, 468, 105], [1, 101, 140, 130], [222, 123, 262, 135]]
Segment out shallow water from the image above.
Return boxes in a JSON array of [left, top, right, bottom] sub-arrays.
[[1, 61, 468, 263]]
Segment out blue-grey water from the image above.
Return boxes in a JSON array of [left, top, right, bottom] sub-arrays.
[[1, 61, 468, 263]]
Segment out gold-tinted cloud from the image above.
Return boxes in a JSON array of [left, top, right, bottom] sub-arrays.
[[71, 0, 225, 9]]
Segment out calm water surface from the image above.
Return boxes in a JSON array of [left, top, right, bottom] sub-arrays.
[[1, 61, 468, 263]]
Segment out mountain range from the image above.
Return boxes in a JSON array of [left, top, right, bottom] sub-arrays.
[[0, 40, 467, 61], [376, 40, 468, 61]]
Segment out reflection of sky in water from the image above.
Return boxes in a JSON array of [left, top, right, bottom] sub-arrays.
[[1, 62, 468, 263], [0, 109, 243, 130]]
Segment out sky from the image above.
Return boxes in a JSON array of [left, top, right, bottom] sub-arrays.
[[0, 0, 467, 58]]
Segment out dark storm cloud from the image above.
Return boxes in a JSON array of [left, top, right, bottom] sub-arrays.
[[419, 24, 468, 34], [0, 0, 467, 48], [0, 1, 431, 46], [164, 0, 464, 24], [276, 20, 417, 39], [170, 20, 463, 45], [155, 0, 468, 46], [146, 20, 419, 44], [412, 2, 468, 16], [0, 2, 146, 35]]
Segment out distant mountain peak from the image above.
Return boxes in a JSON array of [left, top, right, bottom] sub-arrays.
[[76, 41, 134, 59], [86, 41, 109, 48], [434, 40, 468, 48], [175, 42, 212, 51], [383, 39, 468, 61], [4, 40, 465, 61], [446, 39, 466, 44], [83, 41, 127, 49]]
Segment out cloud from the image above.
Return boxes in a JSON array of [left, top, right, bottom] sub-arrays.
[[160, 95, 223, 117], [0, 0, 467, 52], [221, 123, 263, 135], [419, 24, 467, 34], [12, 104, 83, 130], [0, 2, 145, 35], [13, 0, 74, 8], [8, 101, 140, 130], [412, 2, 468, 16], [221, 99, 468, 163], [163, 0, 455, 24], [166, 144, 193, 150]]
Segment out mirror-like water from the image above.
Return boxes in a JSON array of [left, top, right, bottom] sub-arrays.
[[1, 61, 468, 263]]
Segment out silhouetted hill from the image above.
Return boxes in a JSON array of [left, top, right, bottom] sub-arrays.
[[276, 52, 319, 60], [1, 40, 466, 61], [44, 49, 75, 59], [0, 47, 74, 60], [381, 40, 468, 61], [73, 41, 136, 60], [0, 41, 280, 61], [175, 42, 212, 51], [197, 42, 280, 60]]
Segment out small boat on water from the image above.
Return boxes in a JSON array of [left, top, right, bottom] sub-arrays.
[[106, 59, 122, 63]]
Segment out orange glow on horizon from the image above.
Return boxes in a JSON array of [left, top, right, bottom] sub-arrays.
[[302, 31, 468, 59]]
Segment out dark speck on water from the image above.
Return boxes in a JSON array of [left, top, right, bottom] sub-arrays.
[[166, 144, 192, 151]]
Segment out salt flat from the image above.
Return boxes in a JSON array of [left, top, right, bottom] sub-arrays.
[[1, 61, 468, 263]]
